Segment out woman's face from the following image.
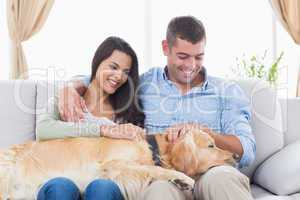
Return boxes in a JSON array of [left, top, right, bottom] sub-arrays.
[[95, 50, 132, 95]]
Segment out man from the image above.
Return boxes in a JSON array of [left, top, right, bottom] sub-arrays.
[[59, 16, 255, 200]]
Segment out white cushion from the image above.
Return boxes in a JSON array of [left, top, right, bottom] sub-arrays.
[[253, 140, 300, 195], [0, 80, 36, 149], [235, 79, 284, 178]]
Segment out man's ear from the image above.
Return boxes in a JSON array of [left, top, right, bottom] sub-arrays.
[[162, 40, 170, 56]]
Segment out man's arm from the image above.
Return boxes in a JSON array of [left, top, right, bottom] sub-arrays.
[[220, 82, 256, 168], [58, 75, 90, 122], [165, 83, 255, 168], [208, 132, 243, 160], [165, 123, 243, 159]]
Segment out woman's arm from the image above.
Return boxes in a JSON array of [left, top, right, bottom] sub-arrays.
[[36, 96, 145, 141], [36, 96, 100, 141]]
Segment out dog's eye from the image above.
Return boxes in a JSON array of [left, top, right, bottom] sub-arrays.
[[208, 144, 214, 148]]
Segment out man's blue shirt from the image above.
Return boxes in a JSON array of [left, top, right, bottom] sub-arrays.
[[82, 67, 256, 168]]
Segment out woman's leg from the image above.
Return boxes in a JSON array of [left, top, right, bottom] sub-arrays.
[[37, 177, 81, 200], [84, 179, 124, 200]]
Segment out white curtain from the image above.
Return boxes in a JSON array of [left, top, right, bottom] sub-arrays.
[[269, 0, 300, 96], [7, 0, 55, 79]]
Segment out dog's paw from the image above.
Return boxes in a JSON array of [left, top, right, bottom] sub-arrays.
[[169, 179, 194, 200], [169, 179, 193, 191]]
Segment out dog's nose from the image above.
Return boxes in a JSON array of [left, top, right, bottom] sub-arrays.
[[232, 153, 240, 161]]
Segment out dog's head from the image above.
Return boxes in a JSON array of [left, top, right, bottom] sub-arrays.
[[167, 129, 237, 178]]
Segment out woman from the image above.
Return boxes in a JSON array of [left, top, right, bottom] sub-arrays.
[[36, 36, 144, 200]]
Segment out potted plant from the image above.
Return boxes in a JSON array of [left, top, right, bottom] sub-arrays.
[[230, 51, 284, 86]]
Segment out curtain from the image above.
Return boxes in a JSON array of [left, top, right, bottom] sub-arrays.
[[270, 0, 300, 44], [269, 0, 300, 96], [7, 0, 54, 79]]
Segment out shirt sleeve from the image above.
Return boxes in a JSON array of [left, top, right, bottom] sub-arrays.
[[220, 82, 256, 168], [36, 96, 101, 141], [70, 75, 91, 88]]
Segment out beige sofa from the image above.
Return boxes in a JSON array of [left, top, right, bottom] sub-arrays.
[[0, 80, 300, 200]]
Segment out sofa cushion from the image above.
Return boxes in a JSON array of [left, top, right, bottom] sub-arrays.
[[251, 184, 292, 200], [235, 80, 284, 179], [279, 98, 300, 145], [0, 80, 36, 149], [35, 80, 65, 123], [253, 140, 300, 196]]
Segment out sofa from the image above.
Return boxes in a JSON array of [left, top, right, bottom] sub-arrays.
[[0, 79, 299, 200]]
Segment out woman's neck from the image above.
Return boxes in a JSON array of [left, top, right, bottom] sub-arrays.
[[83, 81, 110, 113]]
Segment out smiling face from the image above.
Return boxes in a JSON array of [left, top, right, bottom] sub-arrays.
[[162, 38, 205, 88], [94, 50, 132, 95], [169, 129, 236, 177]]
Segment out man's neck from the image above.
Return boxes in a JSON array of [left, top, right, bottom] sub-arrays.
[[176, 79, 203, 95], [167, 72, 204, 95]]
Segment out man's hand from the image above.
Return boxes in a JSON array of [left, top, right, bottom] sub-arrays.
[[165, 123, 244, 159], [164, 123, 212, 143], [58, 85, 86, 122], [100, 124, 145, 141]]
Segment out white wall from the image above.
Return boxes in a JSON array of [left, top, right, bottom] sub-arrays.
[[25, 0, 147, 80], [275, 19, 300, 97], [0, 0, 299, 96], [0, 0, 147, 80], [150, 0, 273, 77]]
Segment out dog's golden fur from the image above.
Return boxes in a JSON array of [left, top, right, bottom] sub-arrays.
[[0, 129, 235, 200]]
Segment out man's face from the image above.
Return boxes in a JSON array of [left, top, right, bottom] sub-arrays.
[[162, 38, 205, 86]]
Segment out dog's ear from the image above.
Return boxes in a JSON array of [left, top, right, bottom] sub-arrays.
[[140, 132, 146, 140], [195, 149, 237, 175], [169, 136, 200, 177]]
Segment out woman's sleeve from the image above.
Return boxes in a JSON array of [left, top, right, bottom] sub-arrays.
[[36, 96, 101, 141]]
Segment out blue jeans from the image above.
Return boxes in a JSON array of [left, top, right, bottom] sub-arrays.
[[37, 177, 124, 200]]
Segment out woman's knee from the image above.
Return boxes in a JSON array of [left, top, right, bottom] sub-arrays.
[[37, 177, 80, 200], [84, 179, 123, 200]]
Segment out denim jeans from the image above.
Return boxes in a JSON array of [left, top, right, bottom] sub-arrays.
[[37, 177, 124, 200]]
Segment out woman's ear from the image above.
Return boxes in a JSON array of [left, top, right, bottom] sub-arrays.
[[162, 40, 170, 56]]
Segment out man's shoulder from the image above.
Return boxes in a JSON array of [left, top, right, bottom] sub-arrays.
[[207, 75, 224, 86], [139, 67, 164, 82], [70, 75, 91, 87], [207, 76, 245, 95]]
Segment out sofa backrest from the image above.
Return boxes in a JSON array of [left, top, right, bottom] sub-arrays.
[[35, 80, 60, 122], [279, 98, 300, 146], [0, 79, 287, 181], [235, 79, 284, 179], [0, 80, 36, 149]]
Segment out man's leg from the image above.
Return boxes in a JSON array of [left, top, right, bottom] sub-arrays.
[[194, 165, 253, 200], [140, 180, 186, 200]]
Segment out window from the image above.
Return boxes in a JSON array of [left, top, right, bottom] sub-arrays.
[[0, 0, 298, 97], [149, 0, 273, 77]]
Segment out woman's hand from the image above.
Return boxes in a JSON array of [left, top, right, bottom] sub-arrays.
[[100, 124, 145, 140]]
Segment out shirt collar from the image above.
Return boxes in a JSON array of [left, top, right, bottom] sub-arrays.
[[162, 66, 208, 90]]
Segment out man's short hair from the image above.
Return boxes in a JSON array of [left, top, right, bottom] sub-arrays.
[[166, 16, 206, 48]]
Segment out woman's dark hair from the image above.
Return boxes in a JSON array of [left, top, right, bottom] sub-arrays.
[[90, 36, 144, 127]]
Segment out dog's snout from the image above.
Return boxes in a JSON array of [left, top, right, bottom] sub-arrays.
[[232, 153, 240, 161]]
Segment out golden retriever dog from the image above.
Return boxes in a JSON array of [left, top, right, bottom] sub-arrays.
[[0, 128, 236, 200]]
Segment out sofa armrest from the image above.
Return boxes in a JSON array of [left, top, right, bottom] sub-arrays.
[[253, 140, 300, 195]]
